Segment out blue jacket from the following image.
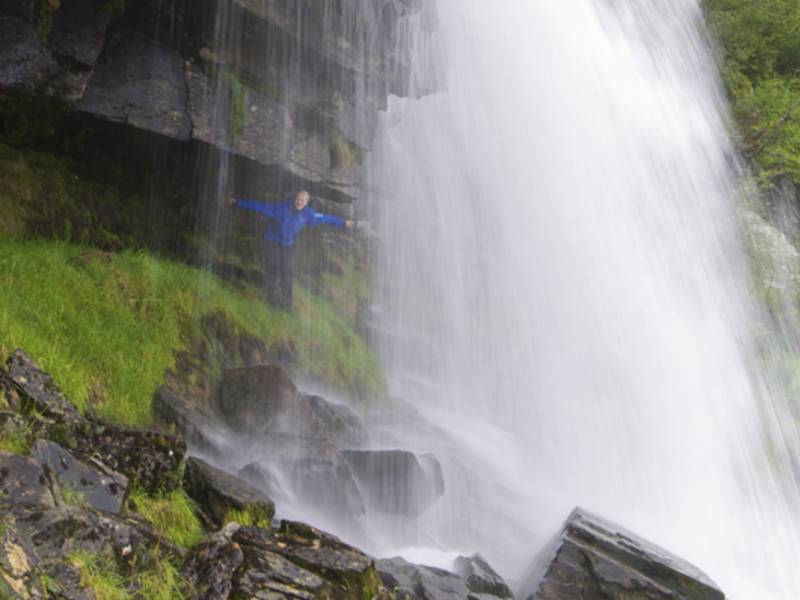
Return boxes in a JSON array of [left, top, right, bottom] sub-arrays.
[[234, 197, 346, 247]]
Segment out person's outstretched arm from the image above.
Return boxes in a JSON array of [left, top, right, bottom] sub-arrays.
[[307, 210, 353, 229], [227, 196, 283, 219]]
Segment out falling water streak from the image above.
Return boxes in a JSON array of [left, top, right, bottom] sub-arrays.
[[366, 1, 800, 598]]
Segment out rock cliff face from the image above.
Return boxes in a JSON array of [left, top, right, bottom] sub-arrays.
[[0, 0, 437, 205]]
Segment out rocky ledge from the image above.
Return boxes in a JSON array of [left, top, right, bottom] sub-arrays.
[[0, 348, 726, 599]]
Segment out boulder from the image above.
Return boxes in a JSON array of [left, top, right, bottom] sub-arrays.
[[2, 350, 82, 426], [217, 365, 368, 450], [286, 457, 366, 518], [69, 419, 186, 494], [342, 449, 444, 517], [184, 457, 275, 529], [518, 508, 726, 600], [238, 461, 285, 501], [2, 350, 186, 494], [154, 383, 232, 459], [233, 540, 332, 599], [234, 520, 382, 600], [377, 556, 470, 600], [31, 439, 128, 515], [0, 450, 56, 509], [453, 554, 513, 599], [182, 523, 244, 600], [0, 521, 43, 599]]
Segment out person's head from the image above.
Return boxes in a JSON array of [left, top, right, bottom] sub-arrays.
[[294, 190, 311, 211]]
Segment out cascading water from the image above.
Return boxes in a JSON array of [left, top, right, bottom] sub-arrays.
[[363, 1, 800, 598]]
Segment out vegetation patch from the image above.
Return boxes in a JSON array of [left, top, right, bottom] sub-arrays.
[[703, 0, 800, 184], [0, 239, 385, 426], [70, 549, 184, 599], [128, 488, 204, 548], [224, 506, 271, 529]]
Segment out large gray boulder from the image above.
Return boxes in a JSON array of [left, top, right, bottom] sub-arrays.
[[31, 439, 128, 515], [233, 520, 382, 599], [0, 450, 56, 510], [518, 508, 725, 600], [217, 364, 368, 451], [342, 448, 445, 517], [377, 556, 470, 600], [182, 523, 244, 600], [183, 456, 275, 529], [454, 554, 513, 599]]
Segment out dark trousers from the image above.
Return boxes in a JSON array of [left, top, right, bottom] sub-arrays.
[[265, 242, 294, 310]]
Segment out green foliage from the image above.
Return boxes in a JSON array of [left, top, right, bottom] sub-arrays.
[[0, 239, 386, 426], [70, 551, 128, 600], [0, 422, 31, 456], [128, 488, 204, 548], [0, 141, 135, 248], [703, 0, 800, 182], [61, 484, 90, 510], [225, 506, 271, 529], [329, 128, 366, 171], [69, 549, 184, 599]]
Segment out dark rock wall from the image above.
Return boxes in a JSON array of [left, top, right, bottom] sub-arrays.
[[0, 0, 437, 204]]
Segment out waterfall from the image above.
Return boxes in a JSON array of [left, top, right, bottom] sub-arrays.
[[365, 1, 800, 597]]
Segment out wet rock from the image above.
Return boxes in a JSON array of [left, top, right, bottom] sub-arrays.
[[0, 518, 42, 598], [342, 449, 444, 517], [218, 365, 368, 450], [184, 457, 275, 529], [518, 508, 726, 600], [377, 556, 470, 600], [154, 383, 231, 459], [31, 439, 128, 515], [183, 523, 244, 600], [454, 554, 513, 599], [287, 457, 366, 518], [234, 520, 381, 599], [238, 461, 285, 501], [0, 450, 56, 509], [2, 350, 82, 426], [68, 418, 186, 494], [233, 544, 332, 599], [77, 30, 192, 140], [0, 0, 112, 100], [2, 350, 185, 494]]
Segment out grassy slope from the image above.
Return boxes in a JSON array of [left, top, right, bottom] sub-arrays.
[[0, 239, 384, 427]]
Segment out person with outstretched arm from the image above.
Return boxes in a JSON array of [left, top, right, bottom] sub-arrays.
[[227, 190, 353, 311]]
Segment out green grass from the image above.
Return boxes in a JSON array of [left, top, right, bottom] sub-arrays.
[[0, 238, 385, 427], [61, 484, 90, 510], [225, 506, 271, 529], [128, 488, 204, 548], [69, 549, 184, 599], [0, 423, 30, 455], [70, 551, 128, 600]]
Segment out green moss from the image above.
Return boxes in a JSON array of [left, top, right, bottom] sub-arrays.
[[128, 488, 204, 548], [104, 0, 126, 18], [227, 71, 247, 141], [329, 129, 366, 171], [61, 484, 90, 510], [0, 239, 385, 427], [224, 506, 271, 529], [0, 141, 133, 249], [35, 0, 61, 45], [0, 425, 31, 456], [69, 551, 128, 600]]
